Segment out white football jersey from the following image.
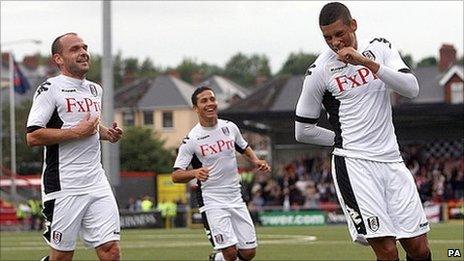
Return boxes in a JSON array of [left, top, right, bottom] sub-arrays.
[[27, 74, 110, 201], [296, 37, 410, 162], [174, 119, 248, 212]]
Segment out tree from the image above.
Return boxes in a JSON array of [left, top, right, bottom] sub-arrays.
[[140, 57, 159, 78], [174, 58, 223, 84], [278, 52, 318, 75], [199, 62, 223, 76], [176, 58, 201, 84], [224, 53, 271, 87], [120, 127, 174, 173], [113, 51, 124, 89], [124, 57, 139, 74], [416, 56, 437, 68], [86, 54, 102, 83], [400, 53, 414, 69]]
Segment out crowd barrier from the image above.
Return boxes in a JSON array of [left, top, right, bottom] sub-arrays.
[[115, 201, 462, 229]]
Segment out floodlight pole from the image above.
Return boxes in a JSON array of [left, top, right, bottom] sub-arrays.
[[102, 0, 120, 186]]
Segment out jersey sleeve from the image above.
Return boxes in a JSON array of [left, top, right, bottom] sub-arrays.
[[230, 122, 248, 154], [26, 81, 55, 133], [371, 38, 409, 72], [295, 63, 326, 123], [385, 43, 409, 71], [173, 137, 194, 170]]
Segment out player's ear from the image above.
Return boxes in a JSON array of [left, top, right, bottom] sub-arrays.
[[53, 53, 63, 67], [350, 19, 357, 32]]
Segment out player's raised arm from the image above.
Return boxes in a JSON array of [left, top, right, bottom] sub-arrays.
[[337, 44, 419, 99]]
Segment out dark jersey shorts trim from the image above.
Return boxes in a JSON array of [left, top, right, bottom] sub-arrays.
[[190, 154, 205, 208], [44, 108, 63, 194], [42, 199, 56, 243], [398, 68, 412, 74], [322, 91, 343, 148], [334, 155, 367, 235], [234, 144, 248, 154], [201, 212, 215, 247], [26, 125, 43, 133], [295, 115, 319, 124]]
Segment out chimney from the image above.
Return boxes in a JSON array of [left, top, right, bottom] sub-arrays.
[[254, 74, 268, 86], [191, 71, 204, 86], [123, 71, 135, 85], [439, 44, 456, 71], [1, 52, 9, 67], [23, 55, 39, 70], [167, 70, 180, 79]]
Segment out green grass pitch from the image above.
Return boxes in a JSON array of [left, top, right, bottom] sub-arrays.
[[1, 222, 462, 260]]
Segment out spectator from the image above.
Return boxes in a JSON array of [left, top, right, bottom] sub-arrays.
[[141, 196, 154, 212]]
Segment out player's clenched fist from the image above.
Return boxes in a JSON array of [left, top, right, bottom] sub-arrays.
[[337, 47, 366, 66], [194, 167, 209, 182], [254, 160, 271, 173]]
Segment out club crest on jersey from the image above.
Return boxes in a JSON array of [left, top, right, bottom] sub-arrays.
[[221, 127, 230, 136], [214, 234, 224, 244], [52, 231, 62, 244], [367, 216, 380, 232], [362, 50, 376, 61], [89, 84, 98, 97]]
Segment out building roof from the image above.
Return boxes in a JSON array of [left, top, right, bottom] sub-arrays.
[[222, 75, 301, 113], [198, 75, 250, 109], [412, 66, 444, 103], [439, 65, 463, 86], [115, 75, 195, 110], [201, 75, 249, 99]]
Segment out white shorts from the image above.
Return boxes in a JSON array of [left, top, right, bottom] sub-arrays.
[[331, 155, 430, 245], [202, 206, 257, 250], [42, 189, 120, 251]]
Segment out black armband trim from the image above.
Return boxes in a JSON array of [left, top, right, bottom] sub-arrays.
[[398, 68, 412, 74], [235, 144, 248, 154], [295, 115, 318, 124], [26, 126, 43, 133]]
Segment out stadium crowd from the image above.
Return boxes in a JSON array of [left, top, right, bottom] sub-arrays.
[[243, 141, 463, 211]]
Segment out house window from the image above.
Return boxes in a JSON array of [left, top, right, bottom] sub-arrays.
[[162, 111, 173, 128], [451, 82, 463, 104], [123, 111, 134, 126], [143, 111, 154, 126]]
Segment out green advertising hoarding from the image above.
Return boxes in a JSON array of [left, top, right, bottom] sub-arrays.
[[259, 211, 326, 226]]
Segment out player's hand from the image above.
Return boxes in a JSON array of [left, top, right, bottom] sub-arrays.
[[254, 160, 271, 173], [194, 167, 209, 182], [106, 122, 123, 143], [337, 47, 368, 66], [72, 113, 100, 138]]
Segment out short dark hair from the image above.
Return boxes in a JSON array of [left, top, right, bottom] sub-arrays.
[[191, 86, 213, 106], [319, 2, 352, 26], [51, 32, 77, 55]]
